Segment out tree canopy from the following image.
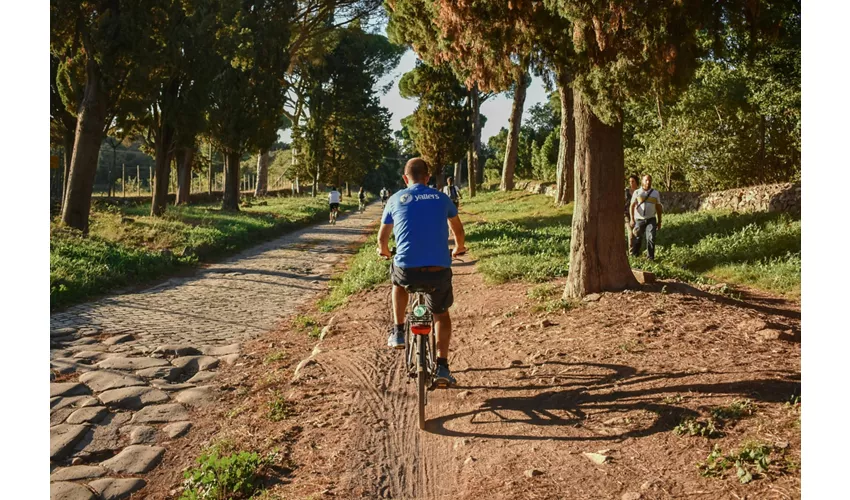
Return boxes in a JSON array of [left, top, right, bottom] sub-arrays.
[[399, 62, 470, 186]]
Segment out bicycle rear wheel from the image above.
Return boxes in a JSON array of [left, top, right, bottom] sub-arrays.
[[417, 334, 427, 430]]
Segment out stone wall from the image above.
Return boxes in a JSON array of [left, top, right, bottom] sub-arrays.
[[658, 182, 801, 214], [515, 180, 801, 215], [516, 180, 558, 198]]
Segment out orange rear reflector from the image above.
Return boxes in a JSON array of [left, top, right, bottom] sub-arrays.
[[410, 324, 431, 335]]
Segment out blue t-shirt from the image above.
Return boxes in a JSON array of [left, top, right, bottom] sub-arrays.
[[382, 183, 458, 268]]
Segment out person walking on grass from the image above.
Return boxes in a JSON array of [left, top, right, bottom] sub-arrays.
[[377, 158, 467, 386], [629, 174, 663, 261]]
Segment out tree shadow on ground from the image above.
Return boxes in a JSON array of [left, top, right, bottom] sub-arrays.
[[646, 281, 800, 322], [427, 361, 799, 441]]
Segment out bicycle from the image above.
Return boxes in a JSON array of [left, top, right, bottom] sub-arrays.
[[330, 206, 339, 225], [403, 284, 439, 430], [359, 199, 366, 213], [386, 247, 464, 430]]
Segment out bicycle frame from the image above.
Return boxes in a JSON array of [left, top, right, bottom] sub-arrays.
[[404, 291, 437, 429]]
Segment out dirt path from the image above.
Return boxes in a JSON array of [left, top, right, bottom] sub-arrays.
[[49, 203, 382, 499], [151, 249, 800, 499]]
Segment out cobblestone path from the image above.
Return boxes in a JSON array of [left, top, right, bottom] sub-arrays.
[[49, 203, 381, 500]]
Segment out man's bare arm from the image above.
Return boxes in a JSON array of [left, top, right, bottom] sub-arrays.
[[377, 223, 393, 259], [630, 200, 638, 226], [448, 215, 466, 256]]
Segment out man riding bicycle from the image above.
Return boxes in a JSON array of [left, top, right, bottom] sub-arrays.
[[358, 186, 367, 212], [328, 186, 341, 223], [377, 158, 467, 386], [380, 186, 390, 208]]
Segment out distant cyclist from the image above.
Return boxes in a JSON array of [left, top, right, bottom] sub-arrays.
[[442, 176, 460, 209], [328, 186, 341, 223], [358, 186, 367, 212], [380, 186, 390, 208], [377, 158, 467, 386]]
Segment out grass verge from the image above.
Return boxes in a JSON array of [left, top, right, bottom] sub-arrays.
[[317, 233, 391, 312], [460, 190, 800, 297], [51, 195, 362, 309]]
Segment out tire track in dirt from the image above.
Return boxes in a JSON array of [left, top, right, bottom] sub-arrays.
[[317, 334, 453, 499]]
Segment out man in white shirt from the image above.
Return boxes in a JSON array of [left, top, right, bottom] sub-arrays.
[[629, 174, 663, 261], [442, 176, 460, 208], [328, 186, 341, 223]]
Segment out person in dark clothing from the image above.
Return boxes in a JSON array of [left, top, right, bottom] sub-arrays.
[[629, 174, 663, 260]]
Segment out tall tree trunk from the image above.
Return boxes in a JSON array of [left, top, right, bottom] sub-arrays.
[[61, 131, 74, 212], [61, 63, 109, 233], [255, 149, 269, 196], [222, 151, 241, 211], [435, 156, 446, 189], [345, 181, 351, 197], [564, 91, 638, 298], [501, 63, 529, 191], [555, 69, 576, 206], [454, 161, 462, 187], [466, 90, 476, 197], [291, 92, 305, 196], [207, 143, 213, 195], [470, 86, 481, 195], [758, 114, 766, 183], [176, 146, 193, 205], [150, 123, 175, 216], [107, 154, 114, 197], [312, 172, 319, 198], [466, 147, 474, 194]]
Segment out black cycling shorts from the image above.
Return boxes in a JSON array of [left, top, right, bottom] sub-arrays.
[[390, 262, 454, 314], [329, 203, 340, 210]]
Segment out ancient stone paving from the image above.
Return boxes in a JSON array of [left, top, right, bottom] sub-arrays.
[[49, 203, 381, 499]]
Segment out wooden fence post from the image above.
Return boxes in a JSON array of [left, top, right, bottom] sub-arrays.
[[122, 163, 126, 198], [137, 165, 141, 196]]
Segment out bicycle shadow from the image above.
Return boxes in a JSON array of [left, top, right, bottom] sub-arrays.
[[425, 362, 799, 441]]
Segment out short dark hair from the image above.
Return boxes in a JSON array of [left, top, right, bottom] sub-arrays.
[[404, 158, 429, 182], [447, 176, 454, 184], [331, 186, 337, 191], [629, 175, 639, 183]]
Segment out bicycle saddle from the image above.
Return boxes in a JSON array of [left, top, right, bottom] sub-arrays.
[[405, 284, 437, 293]]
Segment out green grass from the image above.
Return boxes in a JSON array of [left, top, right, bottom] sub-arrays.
[[461, 191, 573, 283], [266, 391, 294, 422], [50, 195, 360, 308], [674, 417, 723, 438], [460, 190, 800, 297], [317, 233, 392, 312], [699, 441, 789, 484], [181, 448, 273, 499]]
